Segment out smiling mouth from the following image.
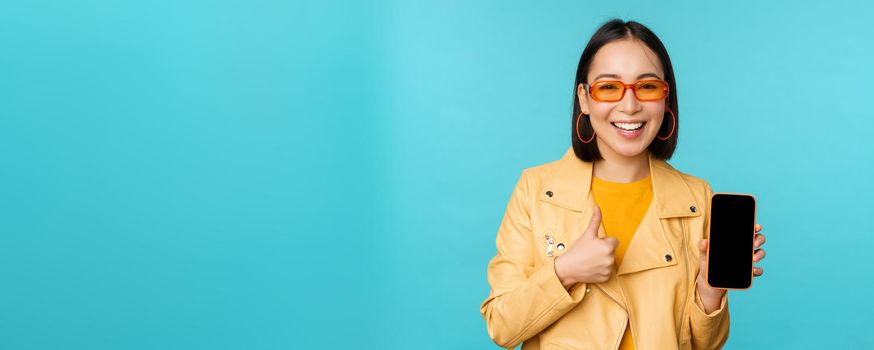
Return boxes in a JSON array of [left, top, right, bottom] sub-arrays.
[[611, 121, 646, 131]]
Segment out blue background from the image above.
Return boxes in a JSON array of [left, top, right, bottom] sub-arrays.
[[2, 1, 872, 349]]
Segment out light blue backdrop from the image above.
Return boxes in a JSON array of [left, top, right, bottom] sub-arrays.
[[2, 1, 872, 349]]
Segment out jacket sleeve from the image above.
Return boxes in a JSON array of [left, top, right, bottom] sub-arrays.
[[480, 170, 589, 349], [688, 181, 730, 350]]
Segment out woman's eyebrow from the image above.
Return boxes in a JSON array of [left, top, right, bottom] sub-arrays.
[[592, 72, 662, 81]]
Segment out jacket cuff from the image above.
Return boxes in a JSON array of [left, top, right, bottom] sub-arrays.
[[693, 289, 727, 318], [689, 289, 730, 349], [524, 256, 588, 306], [545, 256, 588, 303]]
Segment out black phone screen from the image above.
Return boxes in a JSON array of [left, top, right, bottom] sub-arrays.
[[706, 193, 756, 289]]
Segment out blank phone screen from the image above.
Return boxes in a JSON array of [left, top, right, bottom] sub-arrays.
[[707, 194, 756, 289]]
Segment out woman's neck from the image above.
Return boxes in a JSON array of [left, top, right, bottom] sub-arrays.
[[592, 147, 650, 183]]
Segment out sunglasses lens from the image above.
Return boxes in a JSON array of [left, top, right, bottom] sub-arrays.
[[592, 82, 624, 101], [635, 81, 668, 100]]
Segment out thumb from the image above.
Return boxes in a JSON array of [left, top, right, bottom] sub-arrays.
[[581, 205, 602, 239]]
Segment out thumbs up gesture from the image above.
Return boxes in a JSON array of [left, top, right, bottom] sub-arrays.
[[555, 206, 620, 289]]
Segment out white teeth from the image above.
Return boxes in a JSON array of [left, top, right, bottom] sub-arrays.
[[612, 122, 645, 131]]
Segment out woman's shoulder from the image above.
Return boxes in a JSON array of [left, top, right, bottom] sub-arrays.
[[514, 155, 568, 193], [660, 162, 715, 209], [521, 158, 563, 179], [664, 162, 713, 194], [497, 157, 564, 204], [660, 161, 708, 186]]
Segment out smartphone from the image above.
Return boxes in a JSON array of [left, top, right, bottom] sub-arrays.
[[705, 193, 757, 290]]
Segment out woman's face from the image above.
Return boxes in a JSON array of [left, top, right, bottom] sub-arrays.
[[578, 38, 667, 159]]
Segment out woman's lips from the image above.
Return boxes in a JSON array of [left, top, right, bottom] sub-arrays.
[[611, 121, 646, 139]]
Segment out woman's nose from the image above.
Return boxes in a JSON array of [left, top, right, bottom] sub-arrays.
[[618, 86, 642, 113]]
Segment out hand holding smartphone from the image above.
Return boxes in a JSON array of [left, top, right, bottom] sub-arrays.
[[705, 193, 757, 290]]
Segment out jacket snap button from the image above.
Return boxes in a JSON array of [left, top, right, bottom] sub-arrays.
[[585, 288, 591, 293], [664, 254, 673, 262], [557, 243, 565, 251], [690, 206, 697, 213], [545, 191, 553, 197]]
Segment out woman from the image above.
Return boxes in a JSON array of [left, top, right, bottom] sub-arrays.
[[480, 19, 767, 350]]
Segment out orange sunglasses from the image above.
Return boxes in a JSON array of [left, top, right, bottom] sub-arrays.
[[584, 79, 670, 102]]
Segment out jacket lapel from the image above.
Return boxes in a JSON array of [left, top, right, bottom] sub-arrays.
[[618, 153, 701, 275]]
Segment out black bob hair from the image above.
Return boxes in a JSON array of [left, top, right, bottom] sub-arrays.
[[572, 19, 678, 162]]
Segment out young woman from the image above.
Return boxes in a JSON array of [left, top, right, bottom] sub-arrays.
[[480, 19, 767, 350]]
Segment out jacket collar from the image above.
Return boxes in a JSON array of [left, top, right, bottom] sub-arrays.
[[538, 147, 700, 219]]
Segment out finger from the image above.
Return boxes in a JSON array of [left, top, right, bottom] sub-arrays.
[[755, 223, 762, 233], [754, 233, 766, 248], [698, 239, 708, 253], [754, 248, 766, 262], [753, 267, 763, 276], [603, 237, 619, 250], [582, 206, 602, 239]]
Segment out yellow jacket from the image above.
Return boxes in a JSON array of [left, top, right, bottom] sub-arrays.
[[480, 147, 729, 350]]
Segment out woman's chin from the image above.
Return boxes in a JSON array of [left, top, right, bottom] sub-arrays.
[[603, 139, 649, 158]]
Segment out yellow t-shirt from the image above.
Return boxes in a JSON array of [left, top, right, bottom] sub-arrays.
[[591, 175, 654, 350]]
